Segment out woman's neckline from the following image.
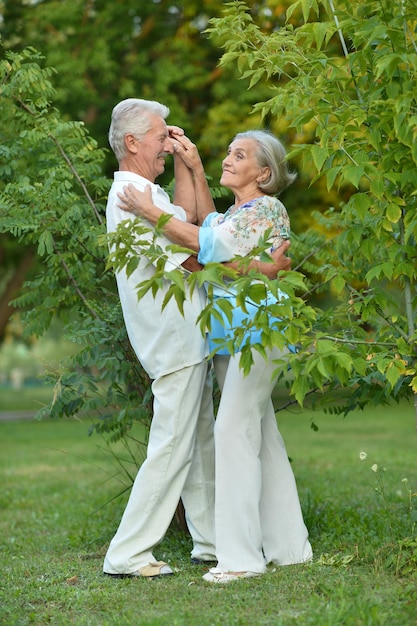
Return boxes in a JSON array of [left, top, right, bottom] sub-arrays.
[[226, 195, 268, 215]]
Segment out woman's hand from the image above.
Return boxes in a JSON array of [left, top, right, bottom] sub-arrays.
[[167, 125, 184, 138], [118, 182, 200, 250], [172, 134, 204, 172], [117, 184, 155, 220]]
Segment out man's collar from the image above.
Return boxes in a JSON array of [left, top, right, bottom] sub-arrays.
[[115, 170, 162, 189]]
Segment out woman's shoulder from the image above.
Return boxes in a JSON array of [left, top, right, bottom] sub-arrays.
[[202, 211, 222, 227], [253, 195, 288, 213]]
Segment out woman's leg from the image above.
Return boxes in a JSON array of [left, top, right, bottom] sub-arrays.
[[259, 401, 313, 565], [213, 351, 277, 573]]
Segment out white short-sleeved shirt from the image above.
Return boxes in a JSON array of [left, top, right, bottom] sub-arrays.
[[106, 171, 208, 379]]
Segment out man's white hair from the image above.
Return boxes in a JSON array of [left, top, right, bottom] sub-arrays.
[[108, 98, 170, 161]]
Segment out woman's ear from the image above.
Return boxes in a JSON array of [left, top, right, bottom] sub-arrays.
[[258, 167, 271, 183]]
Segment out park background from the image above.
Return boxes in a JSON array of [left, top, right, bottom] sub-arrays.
[[1, 0, 417, 624]]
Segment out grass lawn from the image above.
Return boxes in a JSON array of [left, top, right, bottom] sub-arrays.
[[0, 385, 55, 412], [1, 394, 416, 625]]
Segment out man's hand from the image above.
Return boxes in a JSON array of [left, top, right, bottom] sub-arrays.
[[223, 240, 291, 279], [257, 241, 291, 279], [270, 240, 291, 271], [181, 256, 203, 273]]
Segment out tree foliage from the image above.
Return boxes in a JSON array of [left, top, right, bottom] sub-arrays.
[[0, 0, 275, 177], [0, 0, 316, 341], [1, 0, 416, 438], [206, 0, 417, 422], [0, 47, 153, 455]]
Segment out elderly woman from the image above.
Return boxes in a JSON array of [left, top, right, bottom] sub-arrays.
[[119, 130, 313, 583]]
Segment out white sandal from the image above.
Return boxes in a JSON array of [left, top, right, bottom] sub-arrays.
[[202, 567, 261, 584]]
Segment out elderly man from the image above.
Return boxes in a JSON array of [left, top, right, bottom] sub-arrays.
[[103, 99, 216, 578]]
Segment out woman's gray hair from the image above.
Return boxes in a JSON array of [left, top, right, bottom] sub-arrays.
[[234, 130, 296, 195], [108, 98, 170, 161]]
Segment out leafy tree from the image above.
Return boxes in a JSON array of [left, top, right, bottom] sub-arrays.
[[205, 0, 417, 424], [0, 0, 272, 176], [2, 0, 416, 442], [1, 0, 313, 339], [0, 47, 154, 479]]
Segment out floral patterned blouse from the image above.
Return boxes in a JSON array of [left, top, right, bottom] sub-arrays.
[[197, 195, 290, 265], [197, 196, 291, 354]]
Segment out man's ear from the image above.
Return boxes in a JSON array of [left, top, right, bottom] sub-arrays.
[[125, 133, 138, 153]]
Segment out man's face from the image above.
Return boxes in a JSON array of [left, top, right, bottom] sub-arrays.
[[135, 115, 174, 182]]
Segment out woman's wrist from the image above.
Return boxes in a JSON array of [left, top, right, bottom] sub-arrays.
[[143, 204, 161, 224]]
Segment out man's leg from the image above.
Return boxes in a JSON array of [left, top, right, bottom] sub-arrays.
[[103, 361, 209, 575], [182, 367, 216, 562]]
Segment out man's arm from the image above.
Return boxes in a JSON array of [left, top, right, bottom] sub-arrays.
[[181, 256, 203, 272], [172, 135, 216, 225], [172, 150, 198, 224], [168, 127, 198, 224], [225, 241, 291, 278], [181, 241, 291, 277]]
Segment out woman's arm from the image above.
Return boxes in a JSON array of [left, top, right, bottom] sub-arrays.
[[118, 185, 291, 278], [118, 183, 201, 252]]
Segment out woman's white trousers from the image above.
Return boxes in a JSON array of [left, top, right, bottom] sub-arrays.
[[213, 348, 313, 573]]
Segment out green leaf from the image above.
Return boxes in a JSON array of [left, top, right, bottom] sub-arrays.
[[332, 274, 345, 294], [310, 145, 330, 173], [325, 166, 342, 190], [351, 192, 372, 219], [301, 0, 318, 23], [343, 165, 366, 189], [386, 203, 402, 224], [385, 361, 403, 388], [37, 230, 54, 256]]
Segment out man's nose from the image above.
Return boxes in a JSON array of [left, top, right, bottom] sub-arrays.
[[164, 137, 175, 154]]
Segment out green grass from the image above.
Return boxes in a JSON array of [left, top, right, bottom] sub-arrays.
[[0, 385, 54, 412], [1, 399, 417, 625]]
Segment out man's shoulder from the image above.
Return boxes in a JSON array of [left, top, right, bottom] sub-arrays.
[[113, 171, 150, 189]]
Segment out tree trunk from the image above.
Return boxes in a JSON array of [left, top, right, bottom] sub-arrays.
[[174, 499, 189, 533], [0, 249, 35, 340]]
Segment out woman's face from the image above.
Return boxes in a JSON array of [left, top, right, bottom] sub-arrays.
[[220, 138, 268, 193]]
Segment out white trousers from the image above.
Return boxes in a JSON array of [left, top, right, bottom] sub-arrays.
[[213, 348, 313, 573], [103, 361, 216, 574]]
